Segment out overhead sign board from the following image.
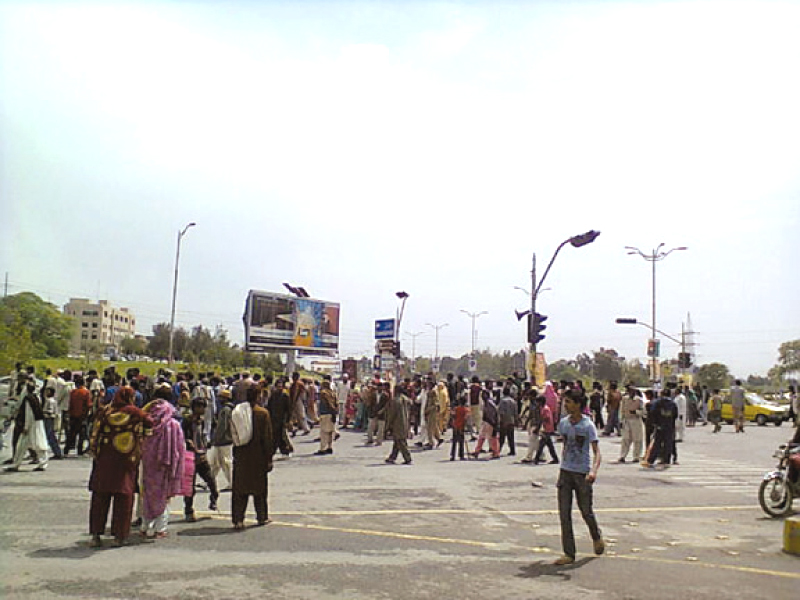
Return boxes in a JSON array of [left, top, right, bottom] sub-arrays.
[[374, 319, 396, 340], [243, 290, 340, 354]]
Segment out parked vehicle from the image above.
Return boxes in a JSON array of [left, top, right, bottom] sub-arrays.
[[721, 392, 790, 426], [758, 442, 800, 517]]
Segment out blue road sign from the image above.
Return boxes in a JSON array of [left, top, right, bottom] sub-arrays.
[[374, 319, 396, 340]]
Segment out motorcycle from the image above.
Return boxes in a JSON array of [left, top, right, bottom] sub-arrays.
[[758, 442, 800, 517]]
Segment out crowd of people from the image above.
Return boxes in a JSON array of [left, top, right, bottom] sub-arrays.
[[2, 362, 798, 564]]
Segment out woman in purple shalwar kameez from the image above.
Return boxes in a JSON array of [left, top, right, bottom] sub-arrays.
[[140, 398, 185, 538]]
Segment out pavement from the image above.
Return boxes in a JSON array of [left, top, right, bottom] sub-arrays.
[[1, 420, 798, 599]]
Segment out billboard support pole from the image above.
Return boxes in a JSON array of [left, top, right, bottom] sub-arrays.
[[287, 349, 297, 375]]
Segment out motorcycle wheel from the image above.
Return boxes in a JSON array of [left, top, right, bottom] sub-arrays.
[[758, 476, 794, 518]]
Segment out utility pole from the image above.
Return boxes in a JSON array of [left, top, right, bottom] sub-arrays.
[[168, 222, 196, 367]]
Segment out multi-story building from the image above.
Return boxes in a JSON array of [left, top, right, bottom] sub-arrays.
[[63, 298, 137, 353]]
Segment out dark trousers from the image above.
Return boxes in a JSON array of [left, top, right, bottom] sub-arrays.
[[389, 436, 412, 462], [557, 470, 602, 559], [232, 492, 268, 524], [591, 407, 604, 429], [273, 426, 293, 456], [649, 427, 675, 464], [64, 416, 88, 455], [534, 433, 558, 463], [498, 425, 516, 455], [90, 491, 134, 540], [44, 417, 62, 457], [450, 430, 465, 459], [603, 410, 620, 435], [184, 456, 219, 514]]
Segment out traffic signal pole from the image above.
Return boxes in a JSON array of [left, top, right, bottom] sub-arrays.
[[530, 253, 538, 385], [526, 231, 601, 386]]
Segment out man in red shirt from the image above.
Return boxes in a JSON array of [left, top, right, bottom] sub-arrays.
[[533, 395, 559, 464], [64, 376, 93, 456]]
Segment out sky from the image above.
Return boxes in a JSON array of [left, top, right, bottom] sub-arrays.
[[1, 0, 799, 378]]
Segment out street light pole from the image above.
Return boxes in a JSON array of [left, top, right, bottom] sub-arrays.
[[625, 244, 687, 385], [460, 310, 488, 356], [405, 331, 424, 367], [426, 322, 448, 371], [168, 222, 196, 367], [521, 230, 601, 385], [394, 291, 409, 382]]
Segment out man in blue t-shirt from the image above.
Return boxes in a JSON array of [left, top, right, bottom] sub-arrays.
[[553, 388, 605, 565]]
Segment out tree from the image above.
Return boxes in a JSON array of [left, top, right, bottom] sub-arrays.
[[0, 292, 74, 359], [593, 348, 623, 382], [695, 363, 731, 390], [0, 309, 36, 373], [547, 359, 582, 383], [119, 336, 148, 356], [621, 359, 650, 387], [147, 323, 172, 359], [773, 340, 800, 378]]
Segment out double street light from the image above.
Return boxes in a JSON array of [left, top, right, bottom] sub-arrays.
[[624, 243, 687, 383], [426, 322, 449, 370], [168, 222, 196, 367], [517, 230, 601, 384], [460, 309, 488, 357]]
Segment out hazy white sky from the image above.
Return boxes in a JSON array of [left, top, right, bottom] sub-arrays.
[[2, 0, 798, 377]]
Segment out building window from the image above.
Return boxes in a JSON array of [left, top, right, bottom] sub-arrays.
[[104, 311, 108, 317], [82, 322, 89, 328], [92, 322, 98, 328], [91, 334, 97, 340]]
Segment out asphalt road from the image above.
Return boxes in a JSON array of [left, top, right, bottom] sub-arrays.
[[1, 419, 798, 599]]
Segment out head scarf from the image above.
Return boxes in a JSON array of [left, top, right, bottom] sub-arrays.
[[112, 386, 136, 408], [148, 398, 177, 434]]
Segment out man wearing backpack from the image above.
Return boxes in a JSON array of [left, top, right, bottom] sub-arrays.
[[230, 387, 274, 530]]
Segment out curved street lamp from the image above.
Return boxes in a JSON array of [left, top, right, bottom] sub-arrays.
[[524, 230, 601, 384], [168, 222, 196, 367]]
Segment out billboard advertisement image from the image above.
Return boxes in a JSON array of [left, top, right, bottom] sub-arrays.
[[244, 290, 340, 353]]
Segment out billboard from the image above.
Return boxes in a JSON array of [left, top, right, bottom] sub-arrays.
[[244, 290, 340, 353]]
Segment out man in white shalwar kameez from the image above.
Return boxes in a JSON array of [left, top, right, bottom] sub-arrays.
[[4, 379, 50, 472]]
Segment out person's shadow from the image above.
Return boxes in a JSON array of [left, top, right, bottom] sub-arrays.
[[516, 557, 594, 581], [177, 525, 236, 537], [28, 536, 153, 559]]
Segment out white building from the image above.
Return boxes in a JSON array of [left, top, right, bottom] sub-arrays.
[[63, 298, 136, 353]]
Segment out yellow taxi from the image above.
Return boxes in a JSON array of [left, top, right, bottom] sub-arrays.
[[721, 391, 791, 426]]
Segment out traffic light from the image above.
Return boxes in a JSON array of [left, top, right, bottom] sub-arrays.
[[647, 338, 660, 358], [392, 340, 401, 358], [528, 312, 548, 343], [678, 352, 692, 368]]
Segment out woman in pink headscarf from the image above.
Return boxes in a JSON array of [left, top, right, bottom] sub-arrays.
[[140, 394, 185, 539], [543, 381, 559, 422]]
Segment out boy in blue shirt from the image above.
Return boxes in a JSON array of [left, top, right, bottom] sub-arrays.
[[554, 389, 605, 565]]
